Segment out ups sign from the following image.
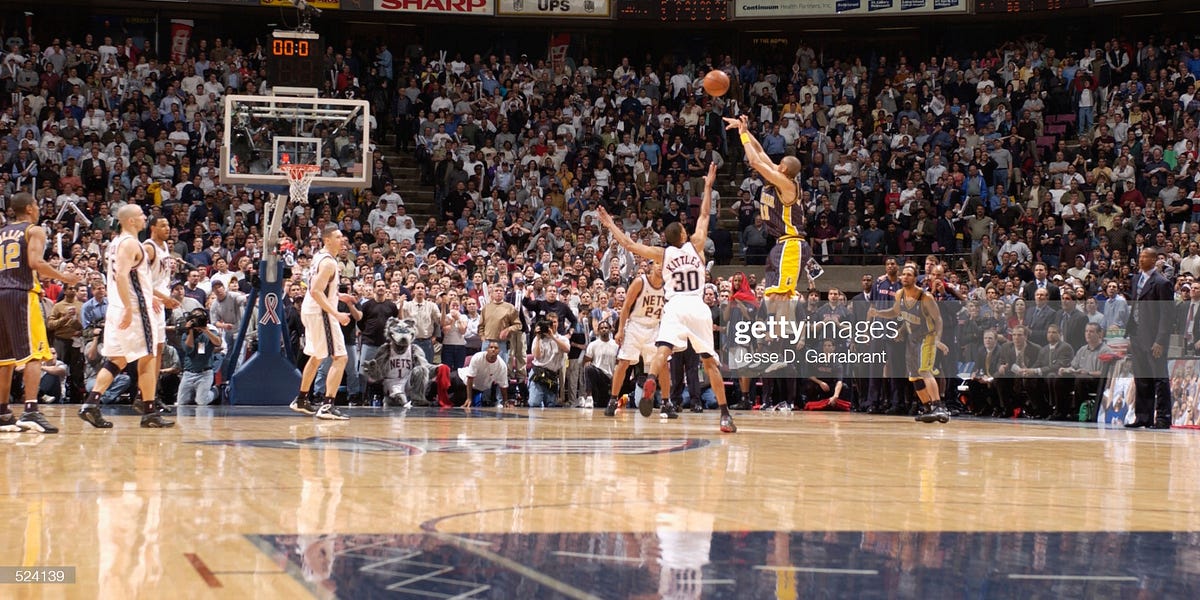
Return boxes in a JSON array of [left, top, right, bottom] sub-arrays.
[[497, 0, 611, 16]]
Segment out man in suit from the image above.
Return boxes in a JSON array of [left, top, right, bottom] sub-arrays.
[[1033, 324, 1076, 420], [996, 325, 1044, 417], [1057, 288, 1089, 352], [969, 329, 1005, 416], [1021, 262, 1062, 302], [1060, 323, 1112, 420], [1127, 248, 1174, 428], [1023, 287, 1059, 345], [1176, 283, 1200, 356]]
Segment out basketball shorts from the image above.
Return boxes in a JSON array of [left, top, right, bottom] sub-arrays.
[[906, 333, 940, 380], [302, 311, 347, 359], [103, 305, 154, 363], [0, 289, 52, 367], [656, 296, 716, 358], [152, 304, 167, 347], [764, 238, 811, 298], [618, 320, 659, 365]]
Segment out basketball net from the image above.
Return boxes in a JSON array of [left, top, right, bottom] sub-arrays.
[[279, 157, 321, 208]]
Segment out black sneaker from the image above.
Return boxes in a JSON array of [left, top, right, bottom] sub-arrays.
[[661, 403, 679, 420], [315, 403, 349, 421], [290, 396, 316, 415], [639, 380, 657, 417], [691, 402, 704, 413], [933, 403, 951, 424], [78, 405, 113, 429], [604, 400, 617, 417], [133, 400, 173, 415], [141, 413, 175, 428], [915, 403, 940, 423], [16, 410, 58, 434], [719, 413, 737, 433], [0, 412, 22, 432]]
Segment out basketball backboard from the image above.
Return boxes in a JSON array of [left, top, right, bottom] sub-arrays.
[[220, 94, 372, 188]]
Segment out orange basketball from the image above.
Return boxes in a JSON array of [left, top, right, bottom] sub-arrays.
[[703, 70, 730, 97]]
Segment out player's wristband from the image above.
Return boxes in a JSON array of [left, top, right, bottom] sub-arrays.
[[740, 133, 751, 145]]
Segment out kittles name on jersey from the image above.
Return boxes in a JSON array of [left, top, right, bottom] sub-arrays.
[[664, 254, 702, 273]]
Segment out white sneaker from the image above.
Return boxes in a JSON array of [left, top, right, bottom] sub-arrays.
[[315, 403, 350, 421]]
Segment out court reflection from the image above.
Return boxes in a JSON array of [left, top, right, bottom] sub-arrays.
[[250, 529, 1200, 599]]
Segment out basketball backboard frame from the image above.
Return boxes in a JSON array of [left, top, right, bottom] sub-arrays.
[[220, 93, 372, 188]]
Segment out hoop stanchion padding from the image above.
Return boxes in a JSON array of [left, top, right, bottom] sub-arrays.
[[229, 261, 301, 405]]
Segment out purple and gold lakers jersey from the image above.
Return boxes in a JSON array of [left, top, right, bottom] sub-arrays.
[[759, 184, 804, 240], [0, 223, 37, 292]]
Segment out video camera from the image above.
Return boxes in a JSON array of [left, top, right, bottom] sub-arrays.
[[185, 308, 209, 330]]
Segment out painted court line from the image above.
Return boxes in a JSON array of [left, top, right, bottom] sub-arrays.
[[754, 565, 879, 575], [184, 553, 222, 588], [1008, 574, 1138, 582], [551, 551, 644, 563]]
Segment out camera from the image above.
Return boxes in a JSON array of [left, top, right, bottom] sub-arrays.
[[185, 308, 209, 330], [534, 317, 553, 337]]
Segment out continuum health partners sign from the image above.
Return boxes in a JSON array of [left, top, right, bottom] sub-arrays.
[[498, 0, 611, 17], [375, 0, 495, 13], [735, 0, 966, 18]]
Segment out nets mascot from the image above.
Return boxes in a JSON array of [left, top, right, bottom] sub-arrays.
[[361, 318, 439, 407]]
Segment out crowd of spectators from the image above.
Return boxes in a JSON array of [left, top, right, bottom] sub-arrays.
[[4, 18, 1200, 416]]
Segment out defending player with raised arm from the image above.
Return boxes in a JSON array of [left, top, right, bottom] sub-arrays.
[[599, 164, 736, 433], [866, 263, 951, 423], [0, 192, 81, 434]]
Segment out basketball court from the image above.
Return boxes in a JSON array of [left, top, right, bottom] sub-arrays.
[[2, 407, 1198, 598]]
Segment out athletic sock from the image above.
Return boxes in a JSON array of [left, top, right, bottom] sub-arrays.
[[323, 397, 336, 406], [297, 390, 311, 401], [24, 401, 37, 413], [0, 403, 10, 415], [84, 391, 101, 407], [720, 404, 730, 417]]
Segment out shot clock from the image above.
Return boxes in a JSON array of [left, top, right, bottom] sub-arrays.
[[267, 30, 325, 89]]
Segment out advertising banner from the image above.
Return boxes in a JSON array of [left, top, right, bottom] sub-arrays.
[[169, 20, 194, 66], [734, 0, 965, 18], [374, 0, 495, 14], [549, 34, 570, 71], [499, 0, 611, 17]]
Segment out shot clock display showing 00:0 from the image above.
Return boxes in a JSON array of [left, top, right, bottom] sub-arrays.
[[272, 39, 312, 57]]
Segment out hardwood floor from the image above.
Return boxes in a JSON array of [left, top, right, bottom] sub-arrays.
[[0, 405, 1196, 598]]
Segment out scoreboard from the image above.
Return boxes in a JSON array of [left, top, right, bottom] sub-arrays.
[[267, 30, 325, 89], [975, 0, 1088, 12], [615, 0, 728, 21]]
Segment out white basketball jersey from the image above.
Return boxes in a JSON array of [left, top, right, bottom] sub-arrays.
[[630, 274, 665, 326], [662, 244, 705, 300], [383, 343, 414, 382], [147, 239, 174, 296], [106, 233, 154, 313], [301, 250, 338, 316]]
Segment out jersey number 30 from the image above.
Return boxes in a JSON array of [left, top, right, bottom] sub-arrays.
[[672, 271, 700, 293]]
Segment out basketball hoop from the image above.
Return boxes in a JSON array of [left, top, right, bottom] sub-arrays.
[[279, 162, 322, 207]]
